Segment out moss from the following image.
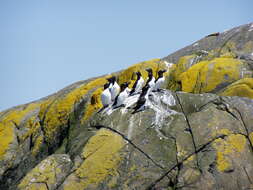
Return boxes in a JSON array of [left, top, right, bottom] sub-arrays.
[[220, 78, 253, 99], [63, 129, 125, 189], [179, 58, 245, 93], [212, 134, 247, 172]]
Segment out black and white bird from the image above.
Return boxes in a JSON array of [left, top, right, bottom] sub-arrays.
[[129, 71, 144, 95], [101, 83, 112, 108], [145, 68, 155, 90], [98, 83, 112, 113], [107, 76, 120, 101], [153, 69, 167, 91], [113, 82, 130, 108], [132, 84, 151, 114]]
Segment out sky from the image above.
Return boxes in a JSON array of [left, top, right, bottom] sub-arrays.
[[0, 0, 252, 111]]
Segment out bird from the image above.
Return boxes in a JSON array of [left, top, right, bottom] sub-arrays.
[[101, 83, 112, 107], [113, 82, 130, 108], [145, 68, 155, 90], [153, 69, 167, 91], [129, 71, 144, 95], [98, 83, 112, 113], [107, 76, 120, 101], [132, 84, 151, 114]]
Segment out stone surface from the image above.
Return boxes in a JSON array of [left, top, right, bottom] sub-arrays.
[[0, 23, 253, 190]]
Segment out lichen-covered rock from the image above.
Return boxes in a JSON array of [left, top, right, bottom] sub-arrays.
[[220, 78, 253, 98], [18, 154, 72, 190], [0, 23, 253, 190]]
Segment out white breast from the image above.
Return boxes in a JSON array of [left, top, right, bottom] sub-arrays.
[[101, 89, 111, 106], [115, 90, 128, 107], [110, 82, 120, 100], [135, 77, 144, 93], [148, 77, 155, 89], [154, 77, 165, 90]]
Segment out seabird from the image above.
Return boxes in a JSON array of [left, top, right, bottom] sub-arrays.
[[107, 76, 120, 101], [129, 71, 144, 95], [113, 82, 130, 108], [132, 84, 151, 114], [153, 69, 167, 91], [98, 83, 112, 113], [145, 68, 155, 90]]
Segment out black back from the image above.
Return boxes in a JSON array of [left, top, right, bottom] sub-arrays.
[[155, 70, 166, 83], [130, 72, 141, 95]]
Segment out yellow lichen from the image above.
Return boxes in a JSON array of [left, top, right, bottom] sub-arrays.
[[1, 103, 40, 125], [20, 183, 48, 190], [81, 87, 104, 123], [41, 77, 109, 142], [118, 58, 161, 86], [220, 78, 253, 99], [212, 128, 232, 137], [31, 136, 44, 156], [18, 155, 70, 190], [166, 55, 197, 90], [62, 129, 125, 189], [0, 122, 15, 159], [250, 132, 253, 145], [0, 103, 41, 160], [179, 58, 246, 93], [212, 134, 247, 172], [184, 155, 195, 164], [176, 143, 187, 158]]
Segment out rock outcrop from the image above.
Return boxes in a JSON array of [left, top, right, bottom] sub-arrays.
[[1, 23, 253, 190]]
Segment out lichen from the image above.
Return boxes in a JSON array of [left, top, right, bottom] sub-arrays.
[[212, 134, 247, 172], [220, 78, 253, 99], [0, 103, 40, 160], [81, 87, 103, 123], [0, 122, 15, 159], [179, 58, 246, 93], [40, 77, 108, 143], [62, 129, 125, 189], [118, 58, 161, 86], [31, 136, 44, 156], [18, 154, 72, 190], [249, 132, 253, 147], [166, 55, 197, 90]]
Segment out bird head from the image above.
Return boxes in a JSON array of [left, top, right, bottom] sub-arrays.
[[145, 68, 153, 77], [135, 71, 141, 77], [158, 69, 167, 76], [104, 83, 110, 90]]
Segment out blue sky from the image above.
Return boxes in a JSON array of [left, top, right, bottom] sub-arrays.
[[0, 0, 252, 111]]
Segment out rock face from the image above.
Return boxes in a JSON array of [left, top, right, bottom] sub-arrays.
[[0, 23, 253, 190]]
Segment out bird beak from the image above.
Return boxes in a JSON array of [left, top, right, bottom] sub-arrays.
[[162, 70, 167, 73]]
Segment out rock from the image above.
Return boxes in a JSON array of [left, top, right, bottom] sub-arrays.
[[18, 154, 73, 190], [0, 23, 253, 189]]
